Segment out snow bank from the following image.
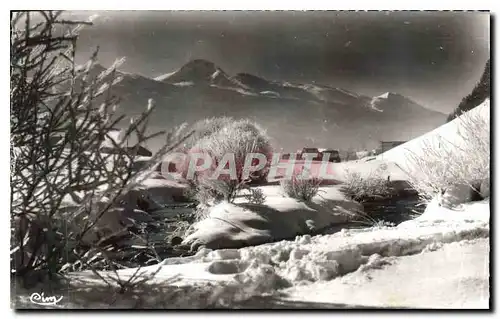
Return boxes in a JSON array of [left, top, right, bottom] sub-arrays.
[[19, 237, 489, 309], [401, 197, 490, 225], [58, 172, 188, 209], [54, 176, 190, 245], [66, 221, 489, 307], [182, 185, 363, 250]]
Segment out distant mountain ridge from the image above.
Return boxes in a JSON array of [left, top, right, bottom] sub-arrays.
[[87, 59, 446, 152]]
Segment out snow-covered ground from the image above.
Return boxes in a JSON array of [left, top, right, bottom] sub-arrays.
[[12, 197, 486, 309], [275, 237, 489, 309], [120, 199, 490, 286], [182, 185, 362, 250], [12, 101, 490, 309]]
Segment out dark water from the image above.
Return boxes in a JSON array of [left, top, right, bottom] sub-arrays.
[[363, 196, 427, 225], [357, 181, 427, 226], [321, 193, 427, 235]]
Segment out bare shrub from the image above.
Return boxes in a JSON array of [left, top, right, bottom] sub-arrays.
[[243, 187, 266, 205], [187, 179, 267, 222], [404, 103, 490, 201], [10, 11, 191, 288], [195, 179, 241, 204], [344, 208, 396, 228], [340, 168, 392, 203], [280, 170, 322, 202], [192, 179, 267, 206]]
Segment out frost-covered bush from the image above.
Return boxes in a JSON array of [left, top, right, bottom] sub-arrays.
[[340, 168, 392, 203], [280, 171, 322, 202], [243, 187, 266, 205], [10, 11, 190, 288], [182, 118, 273, 205], [405, 104, 490, 202], [194, 119, 272, 179]]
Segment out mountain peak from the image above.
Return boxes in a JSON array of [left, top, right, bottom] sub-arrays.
[[374, 92, 420, 105], [376, 92, 404, 99], [369, 91, 437, 115], [157, 59, 229, 84], [184, 59, 217, 69], [378, 92, 391, 99], [78, 60, 445, 153]]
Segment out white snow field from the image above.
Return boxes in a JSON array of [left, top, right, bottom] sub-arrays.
[[279, 237, 489, 309]]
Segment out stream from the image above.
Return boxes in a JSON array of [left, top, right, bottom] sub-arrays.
[[112, 188, 428, 266]]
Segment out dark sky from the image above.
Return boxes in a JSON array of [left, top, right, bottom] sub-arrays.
[[69, 11, 490, 113]]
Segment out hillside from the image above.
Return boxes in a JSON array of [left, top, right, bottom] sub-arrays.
[[447, 59, 490, 122], [378, 99, 490, 177]]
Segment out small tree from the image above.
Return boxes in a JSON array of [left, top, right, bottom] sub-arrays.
[[10, 11, 191, 287]]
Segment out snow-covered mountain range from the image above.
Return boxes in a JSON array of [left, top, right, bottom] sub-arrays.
[[87, 59, 446, 152]]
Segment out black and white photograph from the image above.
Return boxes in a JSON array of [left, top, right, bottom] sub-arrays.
[[10, 9, 491, 309]]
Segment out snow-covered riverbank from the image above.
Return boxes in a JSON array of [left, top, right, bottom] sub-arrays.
[[12, 196, 489, 309]]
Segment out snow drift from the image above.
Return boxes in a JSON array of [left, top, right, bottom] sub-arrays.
[[182, 185, 363, 250]]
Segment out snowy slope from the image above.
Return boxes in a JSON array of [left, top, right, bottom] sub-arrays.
[[378, 99, 490, 174]]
